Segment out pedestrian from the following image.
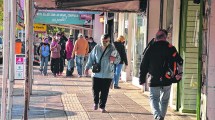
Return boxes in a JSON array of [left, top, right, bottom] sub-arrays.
[[39, 38, 50, 76], [88, 37, 97, 53], [56, 32, 66, 76], [139, 29, 182, 120], [113, 35, 128, 89], [50, 37, 61, 77], [84, 34, 121, 113], [47, 36, 52, 62], [65, 35, 74, 77], [83, 35, 90, 75], [72, 33, 89, 78]]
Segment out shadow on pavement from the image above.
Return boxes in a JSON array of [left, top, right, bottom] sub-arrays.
[[11, 106, 77, 119]]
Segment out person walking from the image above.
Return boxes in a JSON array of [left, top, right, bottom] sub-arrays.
[[39, 38, 50, 76], [88, 37, 97, 53], [84, 34, 121, 113], [139, 29, 182, 120], [57, 32, 66, 76], [65, 35, 74, 77], [50, 37, 61, 77], [72, 33, 89, 77], [113, 35, 128, 89]]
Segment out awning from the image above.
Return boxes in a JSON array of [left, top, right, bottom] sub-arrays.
[[34, 0, 147, 12]]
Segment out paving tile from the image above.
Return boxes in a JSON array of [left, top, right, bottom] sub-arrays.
[[3, 67, 196, 120]]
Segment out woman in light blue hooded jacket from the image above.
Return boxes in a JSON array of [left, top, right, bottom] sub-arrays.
[[85, 34, 121, 113]]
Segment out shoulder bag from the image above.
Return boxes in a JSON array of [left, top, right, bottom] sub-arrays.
[[92, 45, 109, 73]]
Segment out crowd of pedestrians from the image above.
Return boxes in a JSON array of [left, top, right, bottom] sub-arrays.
[[37, 32, 97, 78], [36, 30, 182, 120]]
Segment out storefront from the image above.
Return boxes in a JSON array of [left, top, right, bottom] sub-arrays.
[[116, 12, 147, 89]]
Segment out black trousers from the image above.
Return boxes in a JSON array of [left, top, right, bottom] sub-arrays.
[[92, 77, 112, 109], [59, 58, 65, 73], [51, 58, 60, 74]]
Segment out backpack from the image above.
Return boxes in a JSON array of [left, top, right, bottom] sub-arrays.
[[162, 45, 183, 83]]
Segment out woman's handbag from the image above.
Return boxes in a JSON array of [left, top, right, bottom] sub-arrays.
[[92, 45, 109, 73]]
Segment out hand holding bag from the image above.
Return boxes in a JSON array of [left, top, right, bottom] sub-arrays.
[[92, 45, 109, 73]]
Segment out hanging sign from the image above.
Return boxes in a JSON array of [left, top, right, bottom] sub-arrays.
[[33, 24, 47, 32]]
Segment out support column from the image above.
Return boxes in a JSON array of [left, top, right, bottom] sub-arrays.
[[207, 1, 215, 119], [1, 0, 10, 119], [7, 0, 16, 119], [104, 12, 108, 34], [113, 13, 118, 41], [70, 28, 73, 35], [24, 0, 33, 119]]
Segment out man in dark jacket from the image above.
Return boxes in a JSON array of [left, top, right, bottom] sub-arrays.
[[57, 32, 67, 75], [88, 37, 97, 53], [139, 29, 182, 120], [113, 35, 128, 89]]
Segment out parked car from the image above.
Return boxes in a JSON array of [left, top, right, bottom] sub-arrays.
[[0, 36, 2, 64]]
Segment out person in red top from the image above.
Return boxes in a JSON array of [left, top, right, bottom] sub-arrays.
[[66, 35, 74, 76]]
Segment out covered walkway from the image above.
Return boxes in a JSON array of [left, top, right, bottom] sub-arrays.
[[0, 66, 196, 120]]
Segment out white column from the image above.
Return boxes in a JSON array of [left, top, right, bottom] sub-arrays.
[[147, 0, 160, 41], [207, 1, 215, 119], [7, 0, 16, 119], [169, 0, 181, 109], [93, 14, 103, 43], [1, 0, 10, 119], [104, 12, 108, 34], [70, 28, 73, 35]]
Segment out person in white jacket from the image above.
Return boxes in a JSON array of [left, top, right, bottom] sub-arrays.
[[85, 34, 121, 113]]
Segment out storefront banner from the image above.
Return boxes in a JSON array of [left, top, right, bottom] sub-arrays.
[[34, 10, 93, 25]]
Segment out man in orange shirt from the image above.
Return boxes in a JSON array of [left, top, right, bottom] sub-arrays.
[[72, 33, 89, 77]]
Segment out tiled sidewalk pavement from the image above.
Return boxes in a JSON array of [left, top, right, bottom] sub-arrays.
[[62, 94, 89, 120], [1, 66, 196, 120]]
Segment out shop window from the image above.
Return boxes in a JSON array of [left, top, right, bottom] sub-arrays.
[[133, 15, 145, 77]]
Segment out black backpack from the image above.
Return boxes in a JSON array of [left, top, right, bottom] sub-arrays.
[[162, 45, 183, 83]]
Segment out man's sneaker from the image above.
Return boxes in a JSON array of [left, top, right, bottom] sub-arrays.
[[93, 104, 98, 110], [78, 75, 82, 78], [155, 115, 164, 120], [53, 73, 56, 77], [59, 72, 63, 76], [114, 86, 121, 89], [100, 108, 107, 113]]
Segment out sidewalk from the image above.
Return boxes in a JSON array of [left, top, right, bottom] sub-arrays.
[[2, 66, 196, 120]]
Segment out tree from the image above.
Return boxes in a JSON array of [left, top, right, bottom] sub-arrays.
[[47, 25, 66, 36]]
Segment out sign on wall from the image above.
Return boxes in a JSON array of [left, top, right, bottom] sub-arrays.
[[33, 24, 47, 32], [15, 54, 25, 79], [16, 24, 47, 33]]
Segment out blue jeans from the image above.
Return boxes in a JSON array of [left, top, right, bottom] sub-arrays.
[[75, 55, 84, 76], [67, 59, 74, 71], [113, 64, 123, 87], [40, 56, 49, 74], [149, 85, 171, 119]]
